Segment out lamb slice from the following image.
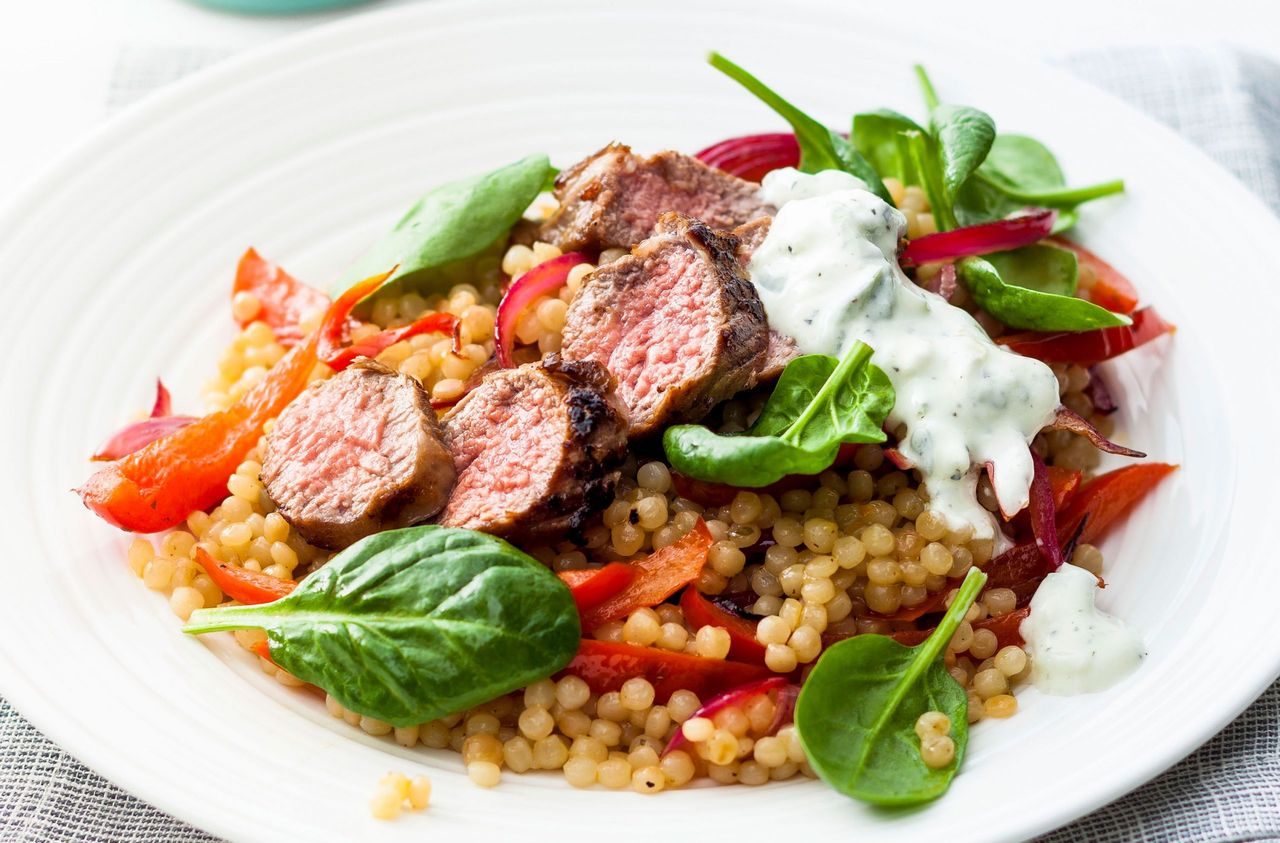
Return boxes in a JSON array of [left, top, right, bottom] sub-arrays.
[[262, 359, 455, 550], [439, 356, 627, 539], [731, 216, 801, 382], [560, 212, 769, 436], [535, 143, 775, 252]]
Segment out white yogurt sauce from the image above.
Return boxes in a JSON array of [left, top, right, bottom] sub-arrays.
[[1019, 564, 1144, 694], [748, 168, 1061, 540]]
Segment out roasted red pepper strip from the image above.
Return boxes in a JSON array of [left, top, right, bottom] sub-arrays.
[[558, 563, 636, 617], [679, 588, 767, 665], [232, 248, 331, 346], [1047, 237, 1140, 314], [195, 547, 295, 605], [987, 462, 1177, 600], [250, 639, 275, 663], [77, 275, 383, 533], [1046, 466, 1082, 510], [886, 608, 1031, 649], [1058, 462, 1178, 546], [997, 307, 1174, 366], [874, 588, 948, 622], [562, 639, 773, 702], [316, 270, 395, 362], [579, 520, 713, 629], [323, 311, 459, 371]]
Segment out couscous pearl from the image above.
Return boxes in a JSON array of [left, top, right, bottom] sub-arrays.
[[563, 755, 598, 788], [369, 787, 403, 821], [632, 766, 666, 794], [984, 694, 1018, 718], [921, 734, 956, 769], [681, 717, 714, 743], [408, 776, 431, 810], [468, 761, 501, 788], [995, 646, 1028, 677]]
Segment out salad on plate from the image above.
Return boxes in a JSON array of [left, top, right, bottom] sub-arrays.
[[77, 54, 1176, 813]]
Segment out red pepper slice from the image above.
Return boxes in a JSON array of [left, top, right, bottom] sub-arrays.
[[1047, 237, 1140, 314], [323, 311, 459, 371], [695, 133, 800, 182], [886, 608, 1031, 649], [195, 547, 295, 605], [986, 462, 1177, 598], [998, 306, 1174, 366], [558, 563, 636, 617], [900, 210, 1057, 267], [1058, 462, 1178, 546], [1046, 466, 1082, 510], [579, 520, 713, 630], [77, 274, 383, 533], [232, 248, 332, 346], [874, 588, 949, 622], [562, 639, 774, 702], [679, 588, 767, 665]]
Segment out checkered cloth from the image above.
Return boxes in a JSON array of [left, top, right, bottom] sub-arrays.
[[2, 44, 1278, 843]]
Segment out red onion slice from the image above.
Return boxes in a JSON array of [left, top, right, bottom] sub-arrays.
[[695, 133, 800, 182], [662, 676, 795, 757], [1047, 405, 1145, 458], [1028, 449, 1063, 570], [92, 415, 198, 461], [900, 209, 1057, 267], [494, 252, 588, 368]]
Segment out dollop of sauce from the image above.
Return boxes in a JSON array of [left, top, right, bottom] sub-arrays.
[[748, 169, 1060, 539], [1019, 564, 1144, 694]]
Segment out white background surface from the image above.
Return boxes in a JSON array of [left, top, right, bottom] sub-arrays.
[[1, 0, 1279, 197]]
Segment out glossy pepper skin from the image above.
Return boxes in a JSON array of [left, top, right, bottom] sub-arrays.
[[998, 306, 1173, 366], [558, 563, 636, 616], [562, 639, 773, 702], [78, 274, 384, 534], [679, 588, 767, 665], [578, 521, 712, 630], [232, 248, 331, 346], [195, 548, 295, 605]]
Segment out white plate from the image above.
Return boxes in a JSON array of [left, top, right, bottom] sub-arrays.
[[1, 2, 1278, 841]]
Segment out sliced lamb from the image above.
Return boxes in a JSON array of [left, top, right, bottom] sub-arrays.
[[534, 143, 775, 252], [560, 212, 769, 436], [731, 217, 801, 381], [261, 359, 455, 550], [439, 356, 627, 538]]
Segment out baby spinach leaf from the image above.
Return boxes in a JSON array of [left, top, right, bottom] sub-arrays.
[[852, 109, 924, 185], [984, 242, 1078, 298], [959, 255, 1130, 332], [184, 526, 580, 727], [664, 343, 893, 488], [930, 104, 996, 199], [902, 129, 956, 231], [957, 135, 1123, 231], [795, 567, 987, 807], [330, 153, 556, 301], [708, 52, 891, 203]]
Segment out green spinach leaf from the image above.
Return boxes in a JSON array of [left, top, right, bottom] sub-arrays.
[[984, 242, 1078, 297], [795, 567, 987, 807], [184, 526, 580, 727], [663, 342, 894, 487], [851, 109, 924, 184], [930, 103, 996, 199], [959, 255, 1130, 332], [708, 52, 891, 203], [330, 153, 556, 301], [956, 134, 1123, 231]]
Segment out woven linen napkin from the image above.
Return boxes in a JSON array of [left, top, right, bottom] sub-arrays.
[[2, 44, 1278, 843]]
